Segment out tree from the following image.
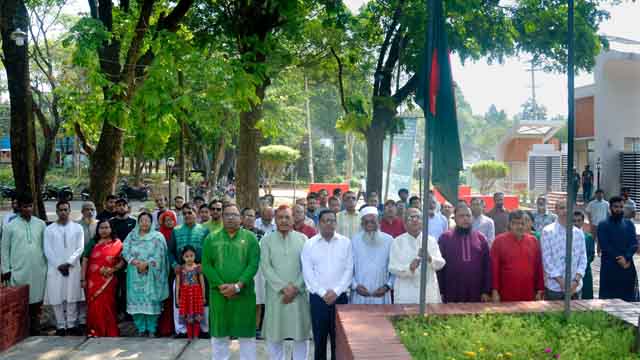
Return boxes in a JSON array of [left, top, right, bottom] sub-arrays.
[[66, 0, 193, 210], [1, 0, 44, 217], [471, 160, 509, 194], [516, 98, 548, 121], [355, 0, 609, 197], [259, 145, 300, 194]]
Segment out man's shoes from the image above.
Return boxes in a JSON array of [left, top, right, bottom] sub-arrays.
[[255, 330, 263, 340], [199, 332, 211, 339], [55, 329, 66, 336], [174, 333, 187, 339], [67, 327, 80, 336]]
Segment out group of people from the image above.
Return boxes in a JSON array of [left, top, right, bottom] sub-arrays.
[[0, 184, 638, 360]]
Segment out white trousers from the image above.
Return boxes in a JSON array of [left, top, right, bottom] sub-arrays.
[[77, 301, 87, 325], [267, 340, 309, 360], [52, 302, 78, 329], [211, 337, 256, 360], [174, 279, 209, 334]]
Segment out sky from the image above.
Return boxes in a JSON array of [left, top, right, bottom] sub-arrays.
[[345, 0, 640, 118]]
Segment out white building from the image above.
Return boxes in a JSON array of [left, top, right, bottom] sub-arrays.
[[575, 37, 640, 201]]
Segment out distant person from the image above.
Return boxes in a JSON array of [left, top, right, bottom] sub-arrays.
[[351, 207, 394, 305], [198, 204, 211, 224], [152, 195, 171, 230], [585, 189, 609, 253], [1, 193, 47, 335], [397, 188, 409, 208], [332, 188, 342, 199], [427, 198, 449, 240], [336, 191, 360, 240], [572, 168, 581, 204], [622, 187, 636, 212], [76, 201, 97, 245], [437, 203, 492, 303], [174, 196, 186, 225], [540, 201, 587, 300], [533, 196, 556, 233], [574, 210, 595, 300], [490, 210, 544, 302], [318, 189, 329, 209], [202, 204, 260, 359], [44, 200, 85, 336], [470, 197, 495, 247], [293, 204, 317, 239], [409, 196, 421, 210], [255, 206, 276, 234], [487, 192, 509, 235], [203, 199, 223, 234], [582, 165, 594, 203], [306, 193, 320, 224], [623, 202, 636, 221], [301, 210, 352, 360], [97, 194, 118, 221], [389, 208, 445, 304], [260, 206, 311, 360], [380, 200, 406, 238], [598, 196, 639, 302], [328, 196, 341, 214], [441, 201, 455, 229]]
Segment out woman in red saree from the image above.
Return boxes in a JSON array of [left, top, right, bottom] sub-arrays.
[[157, 210, 177, 336], [81, 219, 124, 337]]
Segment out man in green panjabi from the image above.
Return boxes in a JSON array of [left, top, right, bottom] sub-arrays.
[[203, 199, 223, 234], [1, 193, 48, 335], [260, 205, 311, 360], [202, 203, 260, 359]]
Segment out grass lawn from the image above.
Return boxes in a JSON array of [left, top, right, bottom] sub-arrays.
[[394, 311, 640, 360]]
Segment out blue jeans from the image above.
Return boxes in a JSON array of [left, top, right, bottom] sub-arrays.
[[132, 314, 158, 334]]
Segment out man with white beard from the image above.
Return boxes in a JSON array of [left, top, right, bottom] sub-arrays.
[[350, 206, 395, 304]]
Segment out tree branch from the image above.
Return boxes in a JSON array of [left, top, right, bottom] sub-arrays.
[[330, 46, 348, 115], [122, 0, 156, 99], [374, 0, 405, 94], [391, 73, 418, 105], [157, 0, 193, 32], [32, 102, 52, 140], [74, 122, 95, 155]]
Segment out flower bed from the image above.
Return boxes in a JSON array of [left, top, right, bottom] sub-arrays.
[[394, 311, 637, 360]]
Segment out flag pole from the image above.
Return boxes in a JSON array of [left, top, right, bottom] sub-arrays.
[[563, 0, 576, 318], [419, 0, 437, 316]]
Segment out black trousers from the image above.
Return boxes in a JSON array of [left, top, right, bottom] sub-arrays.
[[310, 292, 348, 360]]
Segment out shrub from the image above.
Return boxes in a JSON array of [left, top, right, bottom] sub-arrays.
[[259, 145, 300, 193], [470, 160, 508, 194]]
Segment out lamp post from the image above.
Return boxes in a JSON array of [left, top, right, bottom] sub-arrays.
[[289, 164, 297, 204], [167, 157, 175, 208], [10, 28, 27, 46], [596, 157, 601, 190], [417, 159, 423, 195]]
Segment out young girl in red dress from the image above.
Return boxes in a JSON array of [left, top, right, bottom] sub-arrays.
[[175, 245, 205, 339]]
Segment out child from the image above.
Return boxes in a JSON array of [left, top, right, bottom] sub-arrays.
[[175, 245, 206, 339]]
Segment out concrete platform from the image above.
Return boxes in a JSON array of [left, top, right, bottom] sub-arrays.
[[0, 336, 87, 360], [0, 337, 316, 359]]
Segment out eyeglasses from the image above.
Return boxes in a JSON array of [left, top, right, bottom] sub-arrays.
[[223, 213, 240, 219], [407, 215, 421, 220], [321, 219, 337, 224], [212, 208, 222, 211]]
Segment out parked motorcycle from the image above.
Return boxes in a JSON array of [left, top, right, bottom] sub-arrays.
[[42, 184, 73, 201], [80, 187, 91, 201], [118, 182, 151, 201], [0, 185, 16, 200]]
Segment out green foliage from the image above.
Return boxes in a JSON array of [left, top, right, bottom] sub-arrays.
[[0, 166, 14, 186], [470, 160, 509, 194], [259, 145, 301, 190], [516, 98, 549, 121], [394, 311, 637, 360]]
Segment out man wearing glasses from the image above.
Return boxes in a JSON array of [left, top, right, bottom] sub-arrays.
[[203, 199, 224, 234], [301, 210, 352, 360], [202, 204, 260, 359], [389, 207, 445, 304]]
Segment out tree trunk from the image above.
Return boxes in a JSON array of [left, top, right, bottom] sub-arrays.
[[367, 104, 395, 198], [345, 133, 354, 182], [89, 122, 123, 212], [218, 147, 235, 185], [1, 0, 44, 218], [236, 81, 267, 209], [129, 155, 134, 175], [210, 137, 225, 187], [304, 74, 314, 183], [155, 159, 159, 174]]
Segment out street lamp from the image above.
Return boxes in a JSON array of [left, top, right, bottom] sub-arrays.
[[417, 159, 423, 195], [167, 157, 175, 208], [10, 28, 27, 47], [596, 157, 601, 190], [289, 164, 297, 203]]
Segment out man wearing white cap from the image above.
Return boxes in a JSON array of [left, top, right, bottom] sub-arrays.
[[350, 206, 395, 304]]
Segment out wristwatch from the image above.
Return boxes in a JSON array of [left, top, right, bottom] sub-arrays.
[[234, 283, 241, 294]]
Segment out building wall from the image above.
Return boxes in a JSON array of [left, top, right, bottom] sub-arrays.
[[594, 52, 640, 197], [503, 138, 544, 162], [576, 96, 595, 138]]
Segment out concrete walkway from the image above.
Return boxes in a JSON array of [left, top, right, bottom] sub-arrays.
[[0, 336, 311, 360]]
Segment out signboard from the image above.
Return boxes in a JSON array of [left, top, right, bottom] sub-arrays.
[[382, 117, 418, 200]]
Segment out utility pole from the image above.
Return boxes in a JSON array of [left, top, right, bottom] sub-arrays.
[[525, 59, 544, 120]]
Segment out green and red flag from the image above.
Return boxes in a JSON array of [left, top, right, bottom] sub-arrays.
[[416, 0, 463, 203]]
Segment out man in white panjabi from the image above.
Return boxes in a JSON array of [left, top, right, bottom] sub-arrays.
[[43, 201, 86, 335], [389, 207, 445, 304], [350, 206, 395, 304]]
